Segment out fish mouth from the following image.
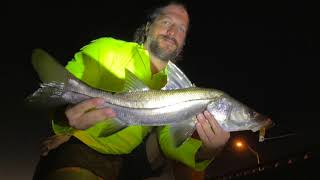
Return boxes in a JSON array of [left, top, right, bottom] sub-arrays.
[[262, 118, 274, 129], [251, 114, 274, 132]]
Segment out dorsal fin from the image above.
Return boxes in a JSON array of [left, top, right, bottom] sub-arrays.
[[122, 69, 150, 92]]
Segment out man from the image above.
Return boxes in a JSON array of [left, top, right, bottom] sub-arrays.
[[33, 2, 230, 180]]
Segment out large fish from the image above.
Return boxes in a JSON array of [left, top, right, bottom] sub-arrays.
[[26, 49, 273, 146]]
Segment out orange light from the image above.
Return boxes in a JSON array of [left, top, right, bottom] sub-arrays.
[[235, 141, 243, 148]]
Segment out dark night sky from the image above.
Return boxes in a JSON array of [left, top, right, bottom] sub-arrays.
[[2, 0, 320, 179]]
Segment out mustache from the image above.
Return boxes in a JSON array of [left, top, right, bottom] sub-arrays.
[[159, 35, 178, 47]]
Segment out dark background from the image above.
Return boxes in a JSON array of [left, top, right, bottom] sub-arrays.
[[3, 0, 320, 179]]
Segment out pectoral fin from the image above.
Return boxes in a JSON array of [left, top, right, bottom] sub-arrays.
[[169, 117, 197, 147], [98, 118, 127, 137]]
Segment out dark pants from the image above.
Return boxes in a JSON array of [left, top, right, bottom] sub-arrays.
[[33, 136, 156, 180]]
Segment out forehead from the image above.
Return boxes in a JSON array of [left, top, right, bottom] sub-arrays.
[[158, 5, 189, 25]]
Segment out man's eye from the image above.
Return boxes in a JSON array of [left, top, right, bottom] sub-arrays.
[[178, 26, 186, 33], [161, 20, 171, 26]]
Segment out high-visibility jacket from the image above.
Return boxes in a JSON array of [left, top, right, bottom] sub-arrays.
[[52, 37, 213, 171]]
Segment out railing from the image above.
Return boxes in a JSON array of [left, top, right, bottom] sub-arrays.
[[208, 145, 319, 180]]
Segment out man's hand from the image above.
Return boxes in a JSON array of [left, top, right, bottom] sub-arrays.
[[40, 134, 71, 156], [195, 111, 230, 161], [65, 97, 116, 130]]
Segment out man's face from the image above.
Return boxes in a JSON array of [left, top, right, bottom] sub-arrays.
[[146, 5, 189, 61]]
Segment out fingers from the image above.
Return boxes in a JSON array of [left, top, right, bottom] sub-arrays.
[[74, 108, 116, 129], [196, 113, 213, 145], [204, 111, 222, 134], [196, 117, 209, 144], [40, 134, 71, 156], [196, 111, 230, 148], [204, 110, 230, 141], [66, 98, 105, 120], [65, 98, 116, 130]]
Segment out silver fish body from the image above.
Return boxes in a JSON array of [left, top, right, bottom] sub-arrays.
[[59, 76, 271, 132], [65, 78, 222, 126]]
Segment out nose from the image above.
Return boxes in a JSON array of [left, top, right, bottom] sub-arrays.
[[167, 25, 177, 36]]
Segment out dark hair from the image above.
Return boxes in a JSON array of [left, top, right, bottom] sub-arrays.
[[133, 1, 189, 45]]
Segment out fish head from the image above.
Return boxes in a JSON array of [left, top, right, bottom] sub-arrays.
[[207, 95, 274, 133]]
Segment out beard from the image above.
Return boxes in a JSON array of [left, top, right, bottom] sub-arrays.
[[148, 35, 181, 62]]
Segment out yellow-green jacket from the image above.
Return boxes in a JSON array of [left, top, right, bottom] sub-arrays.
[[53, 37, 212, 171]]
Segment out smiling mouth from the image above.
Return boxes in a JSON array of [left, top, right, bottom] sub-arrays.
[[160, 36, 177, 47]]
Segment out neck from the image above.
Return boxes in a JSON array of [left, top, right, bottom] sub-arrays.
[[144, 43, 168, 74], [150, 55, 168, 74]]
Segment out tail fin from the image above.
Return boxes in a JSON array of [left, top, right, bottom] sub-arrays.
[[25, 48, 75, 107], [25, 81, 68, 107], [31, 48, 73, 83]]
